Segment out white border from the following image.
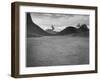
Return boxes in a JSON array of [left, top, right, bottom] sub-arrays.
[[19, 6, 95, 74]]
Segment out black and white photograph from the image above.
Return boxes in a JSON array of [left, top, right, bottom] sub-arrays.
[[11, 2, 97, 78], [26, 12, 90, 67]]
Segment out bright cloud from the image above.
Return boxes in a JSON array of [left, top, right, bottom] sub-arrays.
[[30, 12, 89, 32]]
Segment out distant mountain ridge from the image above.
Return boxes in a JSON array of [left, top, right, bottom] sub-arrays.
[[58, 24, 89, 35], [27, 13, 89, 37], [78, 24, 89, 32], [58, 26, 77, 35]]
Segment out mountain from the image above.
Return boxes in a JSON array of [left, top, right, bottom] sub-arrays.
[[78, 24, 89, 32], [58, 26, 77, 35], [45, 25, 58, 34], [76, 24, 89, 37], [27, 13, 89, 37], [46, 30, 57, 34], [27, 13, 51, 37]]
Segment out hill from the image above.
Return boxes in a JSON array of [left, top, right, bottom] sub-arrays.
[[27, 13, 52, 37], [27, 13, 89, 37], [78, 24, 89, 32], [58, 26, 77, 35]]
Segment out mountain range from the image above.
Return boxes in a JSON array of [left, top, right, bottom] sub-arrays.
[[27, 13, 89, 37]]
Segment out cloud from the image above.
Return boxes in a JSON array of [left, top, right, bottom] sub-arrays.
[[30, 12, 89, 32]]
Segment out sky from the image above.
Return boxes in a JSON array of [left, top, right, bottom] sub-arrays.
[[30, 12, 89, 32]]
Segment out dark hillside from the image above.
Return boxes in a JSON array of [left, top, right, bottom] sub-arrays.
[[58, 26, 77, 35], [78, 24, 89, 32], [27, 13, 51, 37]]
